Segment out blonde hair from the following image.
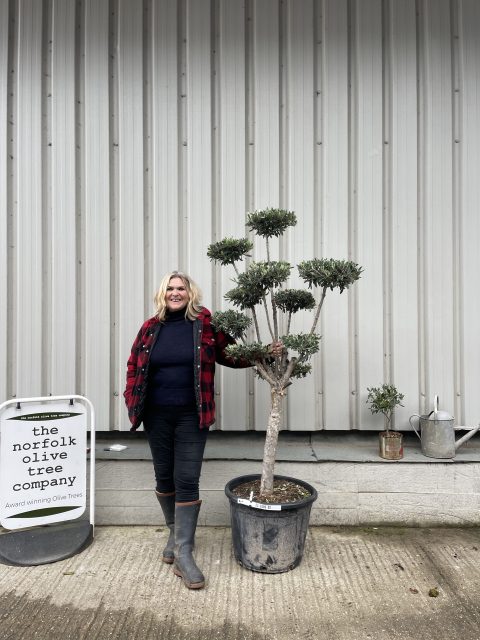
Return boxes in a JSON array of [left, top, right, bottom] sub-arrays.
[[154, 271, 203, 321]]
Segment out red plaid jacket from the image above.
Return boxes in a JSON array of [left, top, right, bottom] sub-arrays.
[[124, 307, 250, 430]]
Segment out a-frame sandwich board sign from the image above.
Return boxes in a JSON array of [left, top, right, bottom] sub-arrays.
[[0, 395, 95, 565]]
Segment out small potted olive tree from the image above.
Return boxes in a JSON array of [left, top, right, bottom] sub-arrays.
[[207, 209, 362, 572], [366, 383, 405, 460]]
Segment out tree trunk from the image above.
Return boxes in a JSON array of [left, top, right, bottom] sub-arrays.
[[260, 389, 284, 497]]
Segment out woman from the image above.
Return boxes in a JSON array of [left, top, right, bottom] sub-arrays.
[[124, 271, 254, 590]]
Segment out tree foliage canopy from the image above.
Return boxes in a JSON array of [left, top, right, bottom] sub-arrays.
[[298, 258, 363, 292], [224, 261, 292, 310], [274, 289, 316, 314], [246, 209, 297, 238], [207, 210, 363, 393], [282, 333, 321, 359], [237, 261, 292, 292], [207, 237, 253, 266], [211, 310, 251, 339], [225, 342, 270, 362]]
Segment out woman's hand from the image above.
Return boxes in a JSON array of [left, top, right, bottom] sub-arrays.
[[268, 341, 285, 358]]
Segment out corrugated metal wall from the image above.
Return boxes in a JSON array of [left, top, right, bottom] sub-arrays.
[[1, 0, 479, 431]]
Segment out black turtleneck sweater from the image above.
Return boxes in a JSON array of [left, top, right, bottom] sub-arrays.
[[146, 310, 196, 407]]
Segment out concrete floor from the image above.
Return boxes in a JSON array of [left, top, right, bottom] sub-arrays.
[[1, 525, 480, 639]]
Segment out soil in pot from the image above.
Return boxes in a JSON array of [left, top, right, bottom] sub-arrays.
[[231, 478, 311, 504], [379, 431, 403, 460]]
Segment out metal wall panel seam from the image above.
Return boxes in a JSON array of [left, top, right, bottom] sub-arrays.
[[279, 0, 287, 211], [216, 0, 249, 431], [114, 0, 145, 429], [6, 0, 17, 402], [42, 0, 53, 398], [75, 0, 85, 408], [50, 0, 77, 395], [83, 0, 111, 430], [177, 0, 187, 269], [257, 0, 283, 241], [355, 0, 385, 429], [252, 0, 281, 209], [147, 0, 179, 300], [211, 0, 222, 427], [185, 0, 212, 292], [252, 0, 281, 431], [416, 0, 428, 415], [245, 0, 255, 430], [450, 0, 464, 423], [143, 0, 152, 309], [314, 0, 326, 428], [424, 0, 455, 412], [347, 0, 359, 428], [210, 0, 219, 305], [0, 0, 9, 401], [322, 0, 351, 429], [285, 0, 317, 431], [15, 0, 44, 397], [460, 0, 480, 425], [277, 0, 288, 428], [109, 0, 120, 428], [382, 0, 393, 389], [389, 0, 419, 427]]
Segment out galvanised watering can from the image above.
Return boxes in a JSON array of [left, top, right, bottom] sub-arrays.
[[409, 395, 480, 459]]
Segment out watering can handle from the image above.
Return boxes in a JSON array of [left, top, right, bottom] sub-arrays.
[[433, 395, 439, 418], [409, 414, 421, 440]]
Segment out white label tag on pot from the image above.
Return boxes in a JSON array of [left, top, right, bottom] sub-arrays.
[[237, 498, 282, 511]]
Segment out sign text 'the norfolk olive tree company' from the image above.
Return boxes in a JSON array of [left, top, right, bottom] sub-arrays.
[[0, 402, 87, 529]]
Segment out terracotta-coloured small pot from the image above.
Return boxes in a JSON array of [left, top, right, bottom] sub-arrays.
[[379, 431, 403, 460]]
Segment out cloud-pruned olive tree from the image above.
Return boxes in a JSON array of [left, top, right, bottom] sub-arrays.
[[208, 209, 363, 498]]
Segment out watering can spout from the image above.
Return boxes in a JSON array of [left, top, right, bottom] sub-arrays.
[[455, 424, 480, 450]]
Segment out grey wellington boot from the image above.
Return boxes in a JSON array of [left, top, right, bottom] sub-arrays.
[[155, 491, 175, 564], [173, 501, 205, 589]]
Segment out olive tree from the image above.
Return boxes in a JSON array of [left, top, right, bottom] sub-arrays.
[[208, 209, 363, 498], [366, 384, 404, 433]]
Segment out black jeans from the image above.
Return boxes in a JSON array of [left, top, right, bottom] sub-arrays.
[[143, 405, 208, 503]]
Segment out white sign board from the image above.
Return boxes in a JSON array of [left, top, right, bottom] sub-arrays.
[[0, 402, 87, 530]]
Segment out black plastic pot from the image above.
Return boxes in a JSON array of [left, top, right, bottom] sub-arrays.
[[225, 474, 318, 574]]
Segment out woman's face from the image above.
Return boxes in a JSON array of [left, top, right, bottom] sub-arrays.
[[165, 276, 189, 312]]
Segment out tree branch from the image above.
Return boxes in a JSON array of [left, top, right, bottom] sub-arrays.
[[262, 295, 275, 340], [270, 290, 279, 340], [281, 356, 298, 388], [309, 287, 327, 335], [251, 307, 262, 343], [286, 311, 292, 335], [254, 361, 277, 387]]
